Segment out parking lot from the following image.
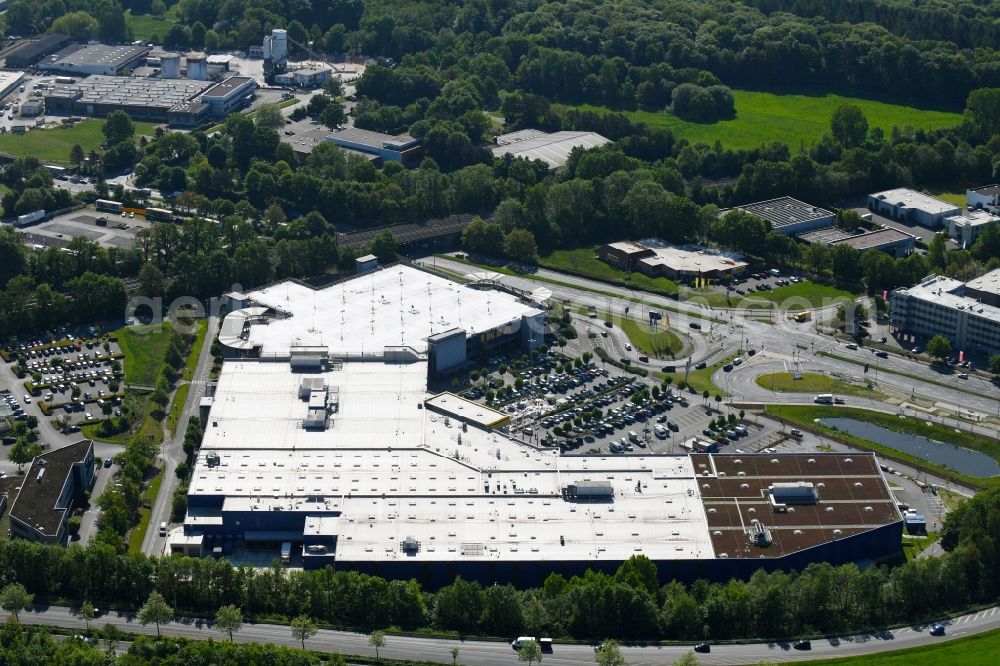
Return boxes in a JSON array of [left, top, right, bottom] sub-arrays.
[[457, 348, 785, 458], [4, 331, 125, 431], [16, 206, 151, 249]]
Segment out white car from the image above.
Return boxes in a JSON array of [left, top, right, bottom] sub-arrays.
[[85, 412, 92, 420], [23, 394, 30, 403]]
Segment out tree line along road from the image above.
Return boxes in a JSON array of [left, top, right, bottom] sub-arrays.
[[4, 602, 1000, 665]]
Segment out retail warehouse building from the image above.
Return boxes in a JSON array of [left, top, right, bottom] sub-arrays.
[[175, 265, 903, 584]]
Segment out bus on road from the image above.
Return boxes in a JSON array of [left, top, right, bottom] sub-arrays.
[[95, 199, 123, 213]]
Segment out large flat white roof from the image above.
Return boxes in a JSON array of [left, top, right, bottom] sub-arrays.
[[638, 246, 747, 274], [965, 268, 1000, 298], [192, 360, 715, 562], [491, 131, 611, 169], [241, 265, 542, 356], [870, 188, 960, 215], [896, 274, 1000, 320]]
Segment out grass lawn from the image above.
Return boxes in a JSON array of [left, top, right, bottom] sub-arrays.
[[568, 89, 962, 150], [124, 9, 179, 42], [619, 318, 684, 359], [938, 489, 967, 513], [658, 352, 739, 397], [755, 371, 886, 400], [538, 247, 680, 298], [115, 323, 174, 387], [0, 119, 159, 164], [166, 383, 189, 436], [901, 532, 939, 563], [765, 404, 1000, 490], [923, 188, 967, 210], [127, 469, 163, 553], [791, 627, 1000, 665], [180, 319, 207, 381]]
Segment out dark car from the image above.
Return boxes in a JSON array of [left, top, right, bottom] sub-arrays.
[[793, 640, 812, 650], [694, 643, 711, 653], [695, 361, 707, 369], [689, 322, 702, 330], [930, 623, 946, 636], [723, 363, 734, 372], [875, 351, 889, 358]]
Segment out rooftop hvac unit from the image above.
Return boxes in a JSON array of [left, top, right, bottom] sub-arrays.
[[401, 536, 419, 552], [748, 520, 772, 547], [769, 481, 818, 505], [206, 453, 221, 468]]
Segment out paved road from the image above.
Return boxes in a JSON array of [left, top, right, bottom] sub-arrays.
[[5, 602, 1000, 665], [141, 315, 219, 556], [425, 257, 1000, 429]]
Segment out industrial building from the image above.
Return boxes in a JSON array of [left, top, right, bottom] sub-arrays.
[[0, 71, 25, 100], [0, 33, 71, 68], [828, 228, 916, 257], [947, 210, 999, 248], [275, 66, 333, 88], [734, 197, 835, 235], [868, 188, 961, 227], [491, 129, 611, 169], [43, 74, 253, 125], [890, 270, 1000, 357], [967, 184, 1000, 214], [39, 43, 150, 76], [198, 76, 256, 116], [6, 440, 95, 545], [326, 128, 423, 165]]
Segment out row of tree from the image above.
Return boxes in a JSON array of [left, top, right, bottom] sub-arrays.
[[0, 486, 997, 641]]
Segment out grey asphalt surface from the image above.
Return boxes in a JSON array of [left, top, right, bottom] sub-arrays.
[[4, 602, 1000, 665], [141, 315, 219, 556]]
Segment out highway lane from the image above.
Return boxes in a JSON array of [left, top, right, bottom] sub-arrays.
[[5, 603, 1000, 665]]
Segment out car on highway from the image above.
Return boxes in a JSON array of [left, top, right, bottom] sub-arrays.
[[694, 642, 711, 653], [875, 351, 889, 358], [793, 640, 812, 650], [930, 623, 946, 636], [689, 322, 701, 329]]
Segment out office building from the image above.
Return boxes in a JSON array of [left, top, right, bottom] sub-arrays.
[[7, 440, 95, 545], [967, 184, 1000, 214], [947, 210, 999, 248], [890, 271, 1000, 356], [198, 76, 256, 116]]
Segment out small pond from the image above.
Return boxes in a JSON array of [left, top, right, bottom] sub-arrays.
[[819, 417, 1000, 478]]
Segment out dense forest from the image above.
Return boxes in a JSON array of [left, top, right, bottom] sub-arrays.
[[2, 1, 997, 104], [0, 487, 998, 642]]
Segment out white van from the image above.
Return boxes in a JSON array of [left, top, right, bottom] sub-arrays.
[[158, 522, 167, 536], [814, 394, 834, 404], [628, 430, 640, 443]]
